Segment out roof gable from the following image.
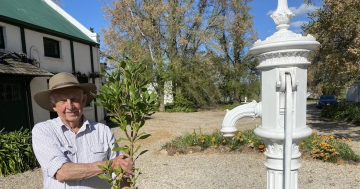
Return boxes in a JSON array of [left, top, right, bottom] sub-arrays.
[[0, 0, 98, 45]]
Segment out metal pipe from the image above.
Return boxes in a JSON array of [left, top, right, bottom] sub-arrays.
[[221, 101, 262, 137], [284, 74, 293, 189]]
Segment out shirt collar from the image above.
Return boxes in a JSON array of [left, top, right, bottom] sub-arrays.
[[54, 116, 90, 133]]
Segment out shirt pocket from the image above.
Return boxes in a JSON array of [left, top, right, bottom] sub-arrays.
[[90, 144, 109, 161]]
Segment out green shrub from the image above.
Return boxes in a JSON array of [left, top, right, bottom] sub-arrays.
[[162, 129, 265, 154], [0, 129, 38, 176], [321, 102, 360, 124], [332, 139, 360, 162], [222, 103, 241, 110], [165, 92, 197, 112], [300, 133, 360, 163]]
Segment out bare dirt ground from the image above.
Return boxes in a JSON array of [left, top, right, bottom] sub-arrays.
[[113, 109, 261, 152], [1, 103, 359, 189]]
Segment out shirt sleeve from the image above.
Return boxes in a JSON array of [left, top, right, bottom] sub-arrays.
[[32, 124, 70, 178], [104, 125, 121, 160]]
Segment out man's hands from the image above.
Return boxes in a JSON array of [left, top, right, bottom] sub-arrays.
[[111, 154, 134, 176]]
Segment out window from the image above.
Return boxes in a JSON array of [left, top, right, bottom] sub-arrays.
[[43, 37, 60, 58], [0, 27, 5, 49]]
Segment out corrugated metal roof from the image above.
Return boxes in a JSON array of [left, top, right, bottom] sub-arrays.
[[0, 0, 97, 45], [0, 52, 53, 77]]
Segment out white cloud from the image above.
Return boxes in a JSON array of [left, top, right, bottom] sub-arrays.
[[291, 20, 307, 29], [267, 3, 319, 17], [290, 4, 319, 16]]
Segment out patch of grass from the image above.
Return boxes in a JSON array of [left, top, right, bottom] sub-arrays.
[[165, 104, 197, 112], [332, 139, 360, 162]]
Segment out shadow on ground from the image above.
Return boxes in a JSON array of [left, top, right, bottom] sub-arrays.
[[307, 103, 360, 141]]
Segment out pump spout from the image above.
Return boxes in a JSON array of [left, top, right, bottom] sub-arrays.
[[221, 101, 262, 137]]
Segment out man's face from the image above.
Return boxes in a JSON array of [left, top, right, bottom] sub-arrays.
[[51, 87, 87, 125]]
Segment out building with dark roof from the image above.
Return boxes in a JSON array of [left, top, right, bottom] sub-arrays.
[[0, 0, 103, 131]]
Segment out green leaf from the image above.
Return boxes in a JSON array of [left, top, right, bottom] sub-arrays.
[[120, 61, 126, 69], [138, 133, 151, 140], [98, 174, 113, 183], [113, 146, 129, 153], [135, 150, 149, 160]]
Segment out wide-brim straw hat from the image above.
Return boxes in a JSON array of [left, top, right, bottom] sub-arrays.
[[34, 72, 97, 111]]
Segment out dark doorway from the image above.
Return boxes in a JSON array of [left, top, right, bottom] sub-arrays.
[[0, 75, 31, 131]]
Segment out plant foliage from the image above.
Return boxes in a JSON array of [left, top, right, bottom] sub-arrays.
[[305, 0, 360, 95], [163, 130, 360, 163], [165, 91, 197, 112], [97, 60, 157, 188], [0, 129, 38, 176], [300, 133, 360, 163], [321, 102, 360, 125], [162, 129, 265, 154]]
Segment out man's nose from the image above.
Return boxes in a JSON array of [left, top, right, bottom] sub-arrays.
[[65, 99, 74, 108]]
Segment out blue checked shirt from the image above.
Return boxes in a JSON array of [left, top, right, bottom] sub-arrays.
[[32, 117, 118, 189]]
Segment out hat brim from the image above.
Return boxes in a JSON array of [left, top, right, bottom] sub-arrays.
[[34, 83, 97, 111]]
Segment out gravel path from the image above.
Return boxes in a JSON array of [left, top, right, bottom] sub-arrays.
[[1, 105, 359, 189]]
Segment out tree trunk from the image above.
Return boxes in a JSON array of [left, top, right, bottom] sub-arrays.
[[157, 81, 165, 112], [158, 92, 165, 112]]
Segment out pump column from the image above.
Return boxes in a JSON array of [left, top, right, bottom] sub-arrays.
[[249, 0, 320, 188]]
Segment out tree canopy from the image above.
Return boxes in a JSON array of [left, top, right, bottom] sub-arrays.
[[305, 0, 360, 95], [103, 0, 258, 110]]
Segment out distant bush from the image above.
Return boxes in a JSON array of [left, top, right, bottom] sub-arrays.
[[165, 92, 197, 112], [0, 129, 39, 176], [222, 103, 241, 110], [321, 102, 360, 125]]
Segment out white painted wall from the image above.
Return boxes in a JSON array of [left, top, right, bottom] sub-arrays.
[[25, 29, 73, 73], [83, 106, 95, 121], [95, 78, 104, 120], [30, 77, 51, 123], [92, 46, 100, 72], [74, 42, 91, 73], [0, 21, 22, 52]]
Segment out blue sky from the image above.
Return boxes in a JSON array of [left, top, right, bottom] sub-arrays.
[[60, 0, 322, 49]]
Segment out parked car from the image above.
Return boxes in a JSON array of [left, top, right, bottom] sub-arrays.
[[317, 95, 337, 108]]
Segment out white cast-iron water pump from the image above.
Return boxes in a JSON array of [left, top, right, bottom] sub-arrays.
[[221, 0, 320, 188]]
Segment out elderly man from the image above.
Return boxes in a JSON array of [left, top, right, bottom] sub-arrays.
[[32, 72, 132, 189]]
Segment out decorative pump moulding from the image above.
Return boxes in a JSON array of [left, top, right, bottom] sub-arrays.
[[221, 0, 320, 189]]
